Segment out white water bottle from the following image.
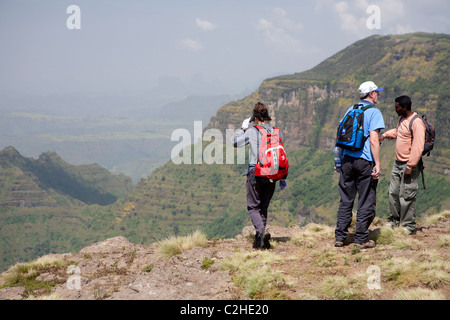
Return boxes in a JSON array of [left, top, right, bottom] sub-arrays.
[[333, 146, 342, 173]]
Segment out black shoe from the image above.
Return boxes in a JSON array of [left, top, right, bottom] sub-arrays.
[[253, 231, 271, 249], [253, 232, 262, 249], [261, 230, 271, 249]]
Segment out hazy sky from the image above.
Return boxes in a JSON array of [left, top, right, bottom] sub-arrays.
[[1, 0, 449, 97]]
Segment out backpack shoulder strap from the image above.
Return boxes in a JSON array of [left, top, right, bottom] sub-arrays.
[[254, 125, 266, 163], [352, 103, 373, 112], [397, 116, 404, 129], [254, 125, 266, 133], [255, 124, 262, 131], [361, 105, 374, 112], [408, 114, 420, 140]]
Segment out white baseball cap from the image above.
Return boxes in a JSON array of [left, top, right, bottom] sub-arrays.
[[359, 81, 384, 95]]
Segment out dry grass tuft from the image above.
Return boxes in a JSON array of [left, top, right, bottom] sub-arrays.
[[290, 223, 334, 248], [423, 210, 450, 227], [381, 256, 450, 289], [2, 256, 68, 286], [437, 235, 450, 248], [221, 250, 288, 299], [26, 292, 62, 300], [376, 226, 422, 250], [393, 288, 445, 300], [319, 272, 367, 300], [156, 230, 208, 257]]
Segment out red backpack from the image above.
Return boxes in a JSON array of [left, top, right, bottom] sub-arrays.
[[254, 125, 289, 181]]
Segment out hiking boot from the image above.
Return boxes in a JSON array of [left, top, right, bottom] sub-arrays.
[[334, 240, 344, 247], [252, 233, 262, 249], [253, 231, 271, 249], [354, 240, 376, 249], [261, 230, 271, 249]]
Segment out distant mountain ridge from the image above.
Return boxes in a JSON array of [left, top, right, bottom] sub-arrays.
[[0, 146, 133, 207]]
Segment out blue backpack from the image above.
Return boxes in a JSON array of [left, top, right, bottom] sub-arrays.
[[336, 104, 373, 151]]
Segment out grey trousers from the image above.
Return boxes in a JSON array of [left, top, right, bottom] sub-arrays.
[[246, 172, 276, 235], [335, 156, 378, 244], [388, 160, 420, 232]]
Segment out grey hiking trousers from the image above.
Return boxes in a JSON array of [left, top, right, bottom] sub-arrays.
[[335, 156, 378, 244], [246, 171, 276, 235], [388, 160, 420, 232]]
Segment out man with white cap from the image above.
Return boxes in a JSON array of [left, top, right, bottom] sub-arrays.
[[334, 81, 385, 249]]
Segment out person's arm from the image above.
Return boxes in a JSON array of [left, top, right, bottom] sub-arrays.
[[233, 118, 252, 148], [233, 129, 248, 148], [369, 109, 384, 179], [379, 128, 397, 142], [370, 129, 381, 180]]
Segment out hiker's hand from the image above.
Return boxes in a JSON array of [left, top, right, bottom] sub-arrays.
[[280, 179, 287, 190], [371, 164, 381, 180], [241, 117, 251, 130], [379, 134, 385, 143], [404, 166, 412, 179]]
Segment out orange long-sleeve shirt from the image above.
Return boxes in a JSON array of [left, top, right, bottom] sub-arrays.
[[382, 112, 425, 171]]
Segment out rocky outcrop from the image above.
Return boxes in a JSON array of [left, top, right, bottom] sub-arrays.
[[0, 226, 302, 300]]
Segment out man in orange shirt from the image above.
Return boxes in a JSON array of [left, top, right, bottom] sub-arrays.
[[379, 95, 426, 234]]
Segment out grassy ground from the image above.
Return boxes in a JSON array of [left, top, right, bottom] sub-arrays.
[[220, 211, 450, 300]]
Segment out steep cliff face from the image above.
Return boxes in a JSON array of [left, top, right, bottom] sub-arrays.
[[206, 80, 350, 150], [258, 81, 349, 150]]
